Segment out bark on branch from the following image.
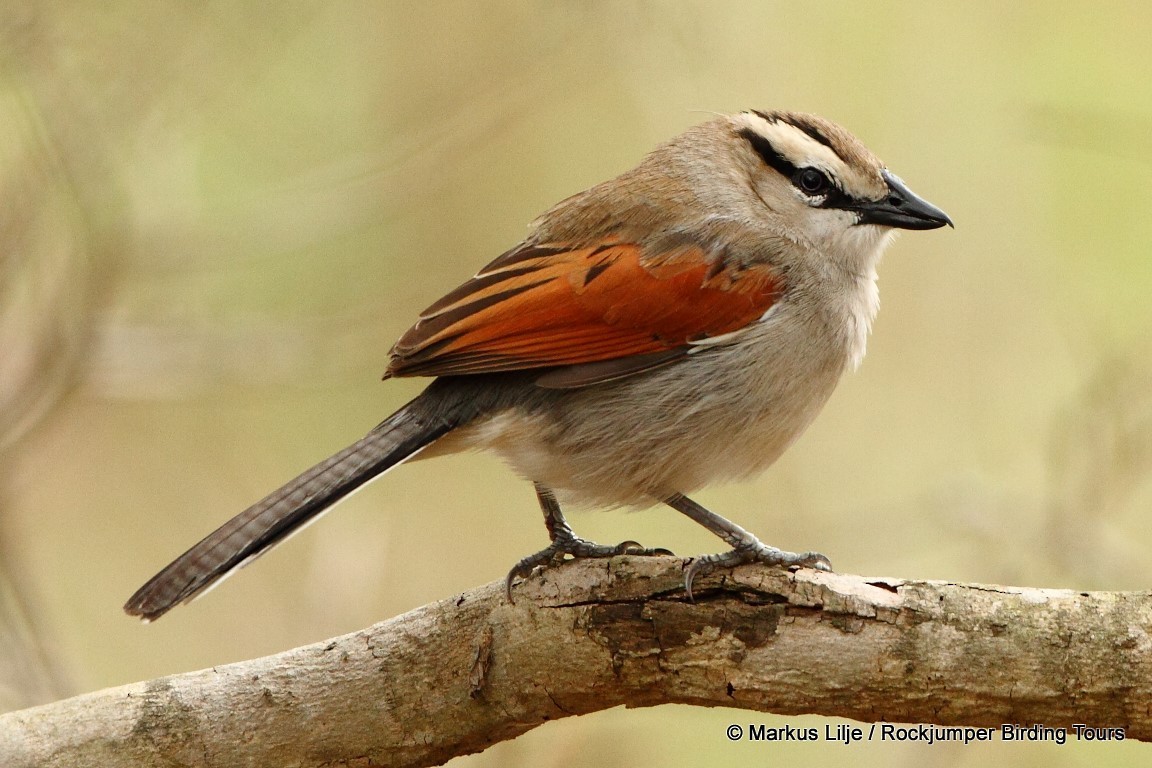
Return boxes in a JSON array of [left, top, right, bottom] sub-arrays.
[[2, 557, 1149, 767]]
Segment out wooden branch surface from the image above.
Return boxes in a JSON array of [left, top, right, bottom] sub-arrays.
[[2, 557, 1150, 767]]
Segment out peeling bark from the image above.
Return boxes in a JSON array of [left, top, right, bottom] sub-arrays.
[[1, 557, 1149, 767]]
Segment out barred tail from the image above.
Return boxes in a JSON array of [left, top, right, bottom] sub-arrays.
[[124, 400, 453, 621]]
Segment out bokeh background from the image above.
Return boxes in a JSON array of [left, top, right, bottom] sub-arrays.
[[3, 1, 1152, 765]]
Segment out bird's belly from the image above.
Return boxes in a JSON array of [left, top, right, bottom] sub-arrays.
[[472, 314, 850, 509]]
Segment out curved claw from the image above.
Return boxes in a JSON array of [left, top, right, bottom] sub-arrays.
[[683, 546, 832, 601], [505, 538, 676, 603], [615, 542, 676, 558]]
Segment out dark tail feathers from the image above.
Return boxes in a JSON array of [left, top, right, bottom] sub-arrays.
[[124, 398, 453, 621]]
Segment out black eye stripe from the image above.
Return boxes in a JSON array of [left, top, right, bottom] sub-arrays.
[[738, 127, 797, 179], [739, 127, 848, 205]]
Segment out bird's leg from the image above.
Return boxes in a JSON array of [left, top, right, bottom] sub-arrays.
[[505, 482, 672, 601], [664, 492, 832, 600]]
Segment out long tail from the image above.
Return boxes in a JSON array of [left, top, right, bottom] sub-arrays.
[[124, 398, 455, 621]]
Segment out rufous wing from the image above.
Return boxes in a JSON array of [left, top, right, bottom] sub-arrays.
[[385, 240, 782, 388]]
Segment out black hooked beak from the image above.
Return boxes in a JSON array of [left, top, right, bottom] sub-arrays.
[[850, 169, 953, 230]]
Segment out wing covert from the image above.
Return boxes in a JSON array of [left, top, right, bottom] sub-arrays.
[[385, 240, 782, 386]]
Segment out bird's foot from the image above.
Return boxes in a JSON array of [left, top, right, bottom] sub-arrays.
[[505, 533, 673, 601], [683, 541, 831, 600]]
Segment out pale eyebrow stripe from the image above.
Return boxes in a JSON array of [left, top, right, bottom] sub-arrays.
[[752, 110, 835, 151], [734, 113, 848, 174], [733, 112, 883, 199]]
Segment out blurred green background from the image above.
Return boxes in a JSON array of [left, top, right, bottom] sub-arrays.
[[3, 1, 1152, 765]]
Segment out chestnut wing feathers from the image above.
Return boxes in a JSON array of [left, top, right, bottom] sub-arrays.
[[385, 241, 782, 388]]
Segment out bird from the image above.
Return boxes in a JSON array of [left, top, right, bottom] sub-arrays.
[[124, 109, 951, 621]]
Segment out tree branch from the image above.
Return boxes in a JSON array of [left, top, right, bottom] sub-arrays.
[[2, 557, 1148, 767]]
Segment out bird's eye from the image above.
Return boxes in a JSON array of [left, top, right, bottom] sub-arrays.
[[793, 168, 831, 197]]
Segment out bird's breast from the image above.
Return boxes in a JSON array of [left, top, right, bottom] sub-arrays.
[[457, 288, 872, 509]]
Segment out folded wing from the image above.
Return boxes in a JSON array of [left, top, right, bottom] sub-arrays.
[[386, 240, 782, 388]]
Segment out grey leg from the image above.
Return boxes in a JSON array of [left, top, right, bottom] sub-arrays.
[[664, 492, 831, 600], [505, 483, 673, 601]]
